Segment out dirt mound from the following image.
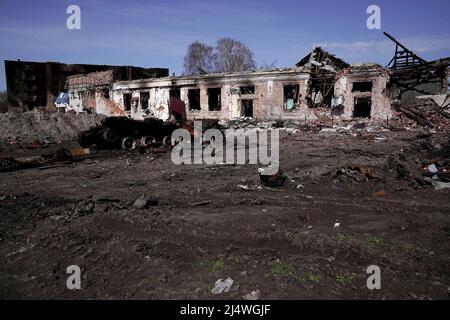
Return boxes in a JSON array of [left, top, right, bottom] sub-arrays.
[[0, 112, 106, 144]]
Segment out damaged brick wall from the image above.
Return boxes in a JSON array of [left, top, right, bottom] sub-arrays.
[[94, 92, 125, 117], [5, 60, 168, 112], [334, 64, 393, 121], [111, 66, 399, 123], [112, 69, 323, 122]]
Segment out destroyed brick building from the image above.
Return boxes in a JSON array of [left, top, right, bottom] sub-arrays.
[[66, 70, 127, 116], [5, 33, 449, 124], [106, 38, 448, 123], [3, 60, 168, 112], [111, 68, 311, 121], [95, 34, 445, 123]]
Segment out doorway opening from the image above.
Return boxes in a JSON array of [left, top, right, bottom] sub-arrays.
[[241, 100, 253, 117], [353, 97, 371, 118]]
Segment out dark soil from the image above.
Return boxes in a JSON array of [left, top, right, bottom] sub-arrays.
[[1, 130, 449, 299]]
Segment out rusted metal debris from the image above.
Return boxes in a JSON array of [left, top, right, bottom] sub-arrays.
[[77, 117, 178, 150]]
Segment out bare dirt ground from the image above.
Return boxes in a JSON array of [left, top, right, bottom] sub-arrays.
[[1, 129, 449, 300]]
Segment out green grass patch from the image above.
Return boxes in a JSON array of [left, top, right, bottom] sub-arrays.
[[335, 273, 358, 286], [211, 258, 224, 273], [335, 233, 421, 254], [193, 257, 225, 274], [271, 261, 321, 284]]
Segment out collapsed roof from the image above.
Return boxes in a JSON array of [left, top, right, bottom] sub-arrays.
[[296, 47, 349, 73], [384, 32, 427, 70]]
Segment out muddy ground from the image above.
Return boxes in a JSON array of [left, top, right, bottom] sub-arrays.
[[0, 129, 449, 300]]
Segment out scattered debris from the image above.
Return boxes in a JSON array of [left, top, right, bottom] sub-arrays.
[[78, 117, 177, 150], [372, 190, 387, 197], [424, 177, 450, 190], [259, 168, 287, 188], [237, 184, 262, 191], [211, 277, 235, 294], [133, 193, 159, 209], [237, 184, 251, 191], [427, 164, 438, 174], [71, 198, 95, 218], [188, 201, 210, 207], [0, 147, 93, 172], [242, 290, 261, 300]]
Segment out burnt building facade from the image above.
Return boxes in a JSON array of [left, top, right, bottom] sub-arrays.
[[111, 68, 312, 121], [109, 63, 397, 122], [108, 47, 399, 122], [4, 60, 168, 112], [62, 33, 449, 123]]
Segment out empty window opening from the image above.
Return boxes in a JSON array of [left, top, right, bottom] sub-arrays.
[[332, 104, 344, 116], [284, 85, 300, 110], [352, 81, 373, 92], [242, 100, 253, 117], [131, 97, 139, 112], [240, 85, 255, 95], [103, 89, 110, 99], [123, 93, 132, 111], [308, 79, 334, 108], [353, 97, 371, 118], [140, 91, 149, 110], [188, 89, 201, 110], [208, 88, 222, 111], [170, 88, 181, 99]]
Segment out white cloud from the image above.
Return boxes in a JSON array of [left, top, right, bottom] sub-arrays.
[[313, 34, 450, 63]]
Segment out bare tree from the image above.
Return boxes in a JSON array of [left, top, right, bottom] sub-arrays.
[[259, 60, 277, 70], [214, 38, 256, 73], [183, 38, 258, 75], [183, 41, 215, 75]]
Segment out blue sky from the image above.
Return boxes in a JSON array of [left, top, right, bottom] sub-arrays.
[[1, 0, 450, 90]]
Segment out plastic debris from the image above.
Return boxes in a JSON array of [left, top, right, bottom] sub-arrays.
[[211, 277, 234, 294], [133, 193, 159, 209], [424, 177, 450, 190], [237, 184, 250, 191], [243, 290, 261, 300], [427, 163, 438, 173]]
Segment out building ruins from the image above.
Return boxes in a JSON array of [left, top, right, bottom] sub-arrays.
[[8, 33, 448, 124], [97, 34, 448, 123], [4, 60, 168, 112]]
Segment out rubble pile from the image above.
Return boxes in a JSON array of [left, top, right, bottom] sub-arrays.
[[391, 97, 450, 130], [0, 112, 106, 145], [226, 118, 333, 134]]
